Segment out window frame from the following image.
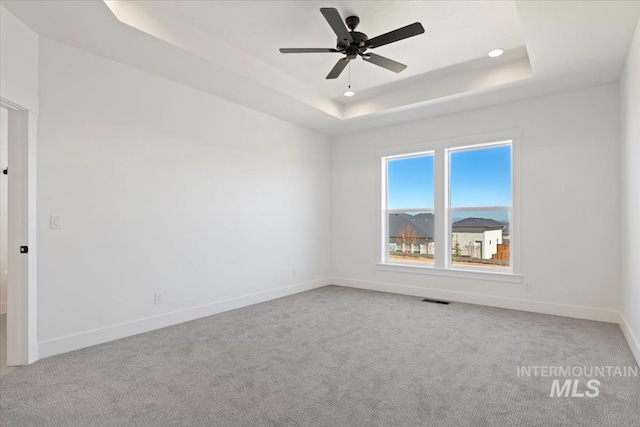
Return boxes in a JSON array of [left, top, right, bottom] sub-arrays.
[[446, 141, 513, 274], [383, 150, 435, 267], [376, 130, 522, 283]]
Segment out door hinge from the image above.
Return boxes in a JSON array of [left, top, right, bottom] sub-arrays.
[[20, 246, 28, 254], [2, 168, 7, 175]]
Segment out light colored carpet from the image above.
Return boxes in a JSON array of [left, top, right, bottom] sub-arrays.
[[0, 286, 638, 426], [0, 314, 19, 379]]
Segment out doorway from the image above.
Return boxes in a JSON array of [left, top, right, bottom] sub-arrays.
[[0, 97, 38, 367], [0, 106, 16, 376]]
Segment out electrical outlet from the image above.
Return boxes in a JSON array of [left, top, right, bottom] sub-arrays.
[[154, 292, 163, 304], [524, 282, 532, 292]]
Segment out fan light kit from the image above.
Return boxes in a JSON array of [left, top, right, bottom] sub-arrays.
[[344, 63, 355, 97], [488, 49, 504, 58], [280, 8, 425, 80]]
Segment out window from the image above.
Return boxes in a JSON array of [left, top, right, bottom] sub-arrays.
[[379, 133, 518, 277], [385, 153, 435, 265], [449, 143, 512, 271]]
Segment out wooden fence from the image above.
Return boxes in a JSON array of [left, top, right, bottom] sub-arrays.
[[491, 244, 510, 261]]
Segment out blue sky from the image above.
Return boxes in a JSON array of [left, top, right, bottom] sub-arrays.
[[387, 155, 434, 209], [388, 145, 511, 219], [450, 145, 512, 207]]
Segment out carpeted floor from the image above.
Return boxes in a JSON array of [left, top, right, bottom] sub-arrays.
[[1, 315, 19, 379], [1, 286, 638, 426]]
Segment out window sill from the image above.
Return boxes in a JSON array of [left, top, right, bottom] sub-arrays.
[[376, 263, 523, 283]]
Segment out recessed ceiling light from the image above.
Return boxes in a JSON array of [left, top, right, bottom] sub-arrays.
[[344, 90, 355, 97], [488, 49, 504, 58]]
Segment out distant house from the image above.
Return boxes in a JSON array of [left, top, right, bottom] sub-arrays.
[[388, 214, 507, 260], [388, 213, 434, 254], [452, 218, 505, 259]]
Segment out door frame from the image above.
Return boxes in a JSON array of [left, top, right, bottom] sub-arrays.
[[1, 94, 38, 365]]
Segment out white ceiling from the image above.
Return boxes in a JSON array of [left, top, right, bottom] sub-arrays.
[[173, 1, 527, 100], [3, 1, 640, 135]]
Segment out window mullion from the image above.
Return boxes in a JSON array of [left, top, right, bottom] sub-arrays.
[[381, 158, 389, 264], [434, 148, 446, 269]]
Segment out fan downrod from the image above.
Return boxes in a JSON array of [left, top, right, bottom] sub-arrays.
[[345, 16, 360, 31]]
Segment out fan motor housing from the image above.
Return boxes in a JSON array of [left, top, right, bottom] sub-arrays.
[[337, 31, 369, 59]]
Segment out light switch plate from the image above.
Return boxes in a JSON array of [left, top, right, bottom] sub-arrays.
[[50, 215, 62, 229]]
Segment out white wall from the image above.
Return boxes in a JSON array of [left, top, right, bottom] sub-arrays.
[[0, 6, 38, 110], [0, 107, 7, 314], [37, 38, 331, 357], [620, 19, 640, 362], [331, 85, 621, 321]]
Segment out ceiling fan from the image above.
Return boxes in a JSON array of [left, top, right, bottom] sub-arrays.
[[279, 8, 425, 79]]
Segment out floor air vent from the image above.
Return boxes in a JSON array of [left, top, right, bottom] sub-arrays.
[[421, 298, 450, 305]]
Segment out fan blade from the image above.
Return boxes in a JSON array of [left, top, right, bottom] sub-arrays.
[[326, 57, 350, 79], [320, 8, 353, 45], [363, 53, 407, 73], [279, 48, 338, 53], [367, 22, 425, 49]]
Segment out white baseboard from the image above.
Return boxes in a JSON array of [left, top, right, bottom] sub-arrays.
[[619, 313, 640, 365], [36, 277, 635, 364], [330, 277, 620, 323], [0, 302, 6, 315], [38, 278, 330, 359]]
